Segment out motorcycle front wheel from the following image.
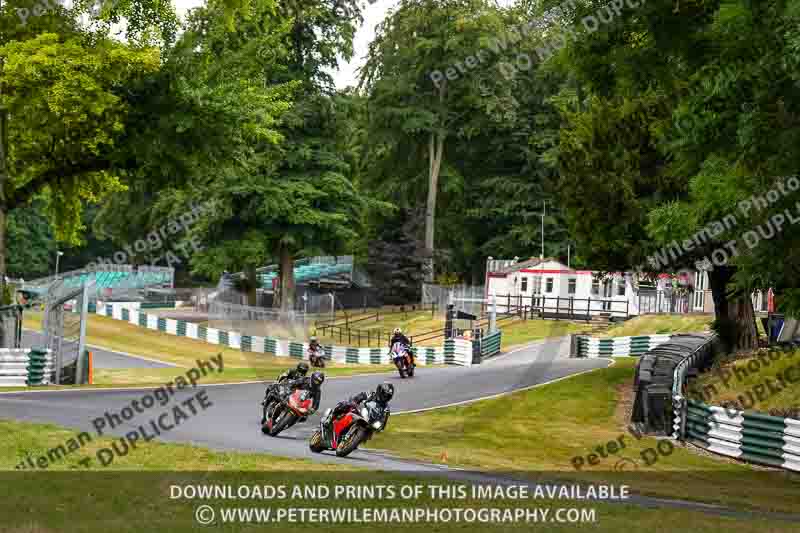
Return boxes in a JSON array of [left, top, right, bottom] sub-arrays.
[[269, 409, 296, 437], [309, 430, 325, 453], [335, 425, 369, 457]]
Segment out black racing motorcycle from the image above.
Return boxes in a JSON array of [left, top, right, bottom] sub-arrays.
[[309, 399, 388, 457]]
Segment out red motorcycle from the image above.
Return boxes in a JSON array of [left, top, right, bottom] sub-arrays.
[[263, 385, 314, 437], [309, 400, 386, 457]]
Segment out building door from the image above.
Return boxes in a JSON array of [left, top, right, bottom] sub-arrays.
[[602, 280, 612, 311], [693, 271, 706, 311]]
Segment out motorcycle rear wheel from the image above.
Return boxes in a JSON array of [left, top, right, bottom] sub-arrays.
[[335, 425, 368, 457], [309, 430, 325, 453]]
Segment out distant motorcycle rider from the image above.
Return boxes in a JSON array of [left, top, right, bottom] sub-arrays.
[[308, 336, 325, 367], [389, 328, 410, 349], [323, 382, 394, 432], [389, 328, 414, 365], [286, 371, 325, 421], [262, 362, 309, 420]]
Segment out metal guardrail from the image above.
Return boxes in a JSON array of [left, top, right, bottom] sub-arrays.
[[685, 399, 800, 472], [574, 334, 673, 358], [631, 333, 718, 435]]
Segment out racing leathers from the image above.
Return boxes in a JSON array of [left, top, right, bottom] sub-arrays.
[[324, 391, 391, 433], [263, 368, 306, 408], [285, 377, 323, 420]]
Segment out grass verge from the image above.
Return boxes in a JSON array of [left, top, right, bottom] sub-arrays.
[[690, 346, 800, 417], [601, 314, 713, 337], [367, 359, 800, 513]]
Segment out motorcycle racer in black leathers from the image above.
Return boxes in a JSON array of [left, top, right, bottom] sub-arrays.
[[261, 362, 309, 423], [285, 371, 324, 421], [323, 382, 393, 433]]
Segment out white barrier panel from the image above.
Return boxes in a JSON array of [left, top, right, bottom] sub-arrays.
[[228, 332, 242, 349], [185, 322, 199, 340]]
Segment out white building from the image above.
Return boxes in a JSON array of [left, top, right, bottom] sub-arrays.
[[484, 258, 637, 319], [483, 257, 773, 318]]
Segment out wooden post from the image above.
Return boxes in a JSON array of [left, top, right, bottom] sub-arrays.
[[587, 297, 591, 321], [556, 296, 560, 320]]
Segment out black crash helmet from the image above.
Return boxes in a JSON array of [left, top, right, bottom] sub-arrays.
[[296, 362, 310, 375], [376, 382, 394, 403], [310, 372, 325, 388]]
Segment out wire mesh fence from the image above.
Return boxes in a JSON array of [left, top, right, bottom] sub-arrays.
[[422, 283, 486, 317], [41, 280, 89, 384], [207, 298, 312, 339]]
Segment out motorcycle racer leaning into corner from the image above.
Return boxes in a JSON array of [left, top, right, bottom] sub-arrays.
[[322, 382, 394, 433], [261, 362, 309, 420], [285, 371, 325, 422]]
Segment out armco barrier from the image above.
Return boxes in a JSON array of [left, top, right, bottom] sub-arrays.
[[576, 334, 672, 357], [0, 348, 54, 387], [631, 334, 717, 435], [480, 331, 502, 359], [685, 399, 800, 473], [444, 338, 473, 366]]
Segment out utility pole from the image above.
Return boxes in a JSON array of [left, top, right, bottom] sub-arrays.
[[540, 200, 546, 260], [567, 243, 571, 269]]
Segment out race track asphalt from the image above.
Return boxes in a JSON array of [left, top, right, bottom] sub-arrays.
[[0, 336, 608, 469]]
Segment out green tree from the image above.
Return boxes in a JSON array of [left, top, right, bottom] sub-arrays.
[[5, 200, 54, 279], [549, 0, 785, 351], [361, 0, 508, 283]]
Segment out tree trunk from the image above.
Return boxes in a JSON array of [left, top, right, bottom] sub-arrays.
[[424, 131, 445, 282], [423, 84, 447, 285], [708, 266, 758, 352], [245, 265, 258, 307], [278, 243, 295, 313]]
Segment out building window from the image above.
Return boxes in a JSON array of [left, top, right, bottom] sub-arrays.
[[521, 277, 528, 292], [568, 278, 576, 294], [591, 279, 599, 295], [532, 277, 541, 294], [545, 278, 554, 293], [617, 279, 626, 296]]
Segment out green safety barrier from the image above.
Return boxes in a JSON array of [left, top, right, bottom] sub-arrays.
[[25, 349, 50, 386], [289, 342, 304, 359], [241, 335, 252, 352]]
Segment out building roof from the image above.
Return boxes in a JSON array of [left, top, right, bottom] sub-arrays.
[[494, 257, 567, 274]]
